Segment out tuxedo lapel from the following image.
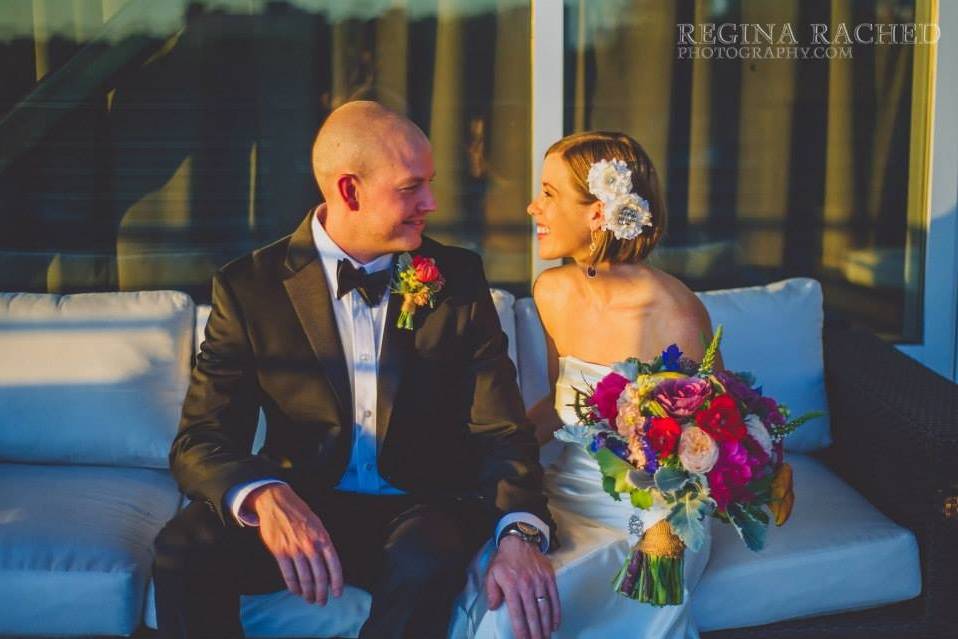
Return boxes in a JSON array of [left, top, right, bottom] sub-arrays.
[[376, 245, 446, 451], [376, 286, 413, 451], [282, 212, 352, 429]]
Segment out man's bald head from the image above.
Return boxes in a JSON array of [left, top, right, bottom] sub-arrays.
[[311, 101, 429, 199]]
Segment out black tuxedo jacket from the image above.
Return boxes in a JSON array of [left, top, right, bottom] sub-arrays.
[[170, 212, 557, 544]]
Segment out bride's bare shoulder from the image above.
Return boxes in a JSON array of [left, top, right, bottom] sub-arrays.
[[533, 264, 578, 302], [647, 266, 699, 306], [644, 267, 714, 354]]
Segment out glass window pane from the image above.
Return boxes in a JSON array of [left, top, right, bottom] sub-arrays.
[[0, 0, 531, 302], [565, 0, 931, 342]]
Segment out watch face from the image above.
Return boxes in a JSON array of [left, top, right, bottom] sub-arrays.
[[516, 522, 540, 537]]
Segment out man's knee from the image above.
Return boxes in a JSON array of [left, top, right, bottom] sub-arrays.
[[382, 510, 472, 589], [154, 501, 228, 574]]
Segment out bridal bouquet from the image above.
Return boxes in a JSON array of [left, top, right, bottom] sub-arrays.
[[556, 327, 821, 606]]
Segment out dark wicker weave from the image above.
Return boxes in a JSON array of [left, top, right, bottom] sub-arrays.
[[703, 318, 958, 639]]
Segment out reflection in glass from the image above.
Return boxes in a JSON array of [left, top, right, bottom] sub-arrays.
[[565, 0, 928, 341], [0, 0, 531, 302]]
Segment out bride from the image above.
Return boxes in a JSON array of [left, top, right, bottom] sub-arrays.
[[527, 131, 721, 638]]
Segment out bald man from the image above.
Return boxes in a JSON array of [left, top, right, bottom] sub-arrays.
[[153, 101, 560, 639]]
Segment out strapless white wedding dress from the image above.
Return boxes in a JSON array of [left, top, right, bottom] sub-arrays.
[[455, 356, 710, 638]]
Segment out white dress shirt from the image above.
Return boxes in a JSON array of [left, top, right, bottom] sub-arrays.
[[226, 210, 549, 551]]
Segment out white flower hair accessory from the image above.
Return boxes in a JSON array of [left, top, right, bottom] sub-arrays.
[[586, 158, 653, 241]]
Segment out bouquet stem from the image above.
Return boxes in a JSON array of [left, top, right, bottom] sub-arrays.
[[397, 295, 417, 330], [613, 520, 685, 606]]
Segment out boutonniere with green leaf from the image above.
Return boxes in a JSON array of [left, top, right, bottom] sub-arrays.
[[391, 253, 445, 330]]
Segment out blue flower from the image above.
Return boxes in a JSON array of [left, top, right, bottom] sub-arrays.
[[661, 344, 683, 371], [588, 430, 611, 453], [606, 436, 630, 462]]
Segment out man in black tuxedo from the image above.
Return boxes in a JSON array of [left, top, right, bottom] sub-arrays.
[[153, 101, 561, 639]]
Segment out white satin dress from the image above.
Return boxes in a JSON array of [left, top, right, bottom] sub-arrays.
[[454, 356, 711, 639]]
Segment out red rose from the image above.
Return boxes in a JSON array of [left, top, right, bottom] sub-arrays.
[[412, 256, 441, 283], [648, 417, 682, 456], [695, 394, 746, 443]]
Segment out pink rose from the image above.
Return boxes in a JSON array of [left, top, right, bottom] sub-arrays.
[[707, 440, 754, 510], [411, 256, 441, 283], [652, 377, 712, 418], [589, 372, 630, 425]]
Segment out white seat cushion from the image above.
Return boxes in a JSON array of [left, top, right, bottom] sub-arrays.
[[144, 579, 372, 638], [0, 463, 181, 636], [692, 453, 921, 631], [0, 291, 194, 468]]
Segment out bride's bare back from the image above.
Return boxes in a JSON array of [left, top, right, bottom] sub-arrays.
[[529, 262, 722, 443], [534, 262, 717, 366]]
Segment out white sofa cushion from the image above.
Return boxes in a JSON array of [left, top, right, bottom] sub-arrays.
[[515, 298, 549, 412], [0, 463, 181, 636], [144, 579, 371, 638], [692, 453, 921, 631], [696, 278, 830, 451], [0, 291, 194, 468]]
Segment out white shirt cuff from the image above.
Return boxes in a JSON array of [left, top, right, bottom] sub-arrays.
[[495, 512, 550, 553], [226, 479, 286, 526]]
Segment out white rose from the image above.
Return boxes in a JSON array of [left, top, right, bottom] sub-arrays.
[[745, 414, 773, 457], [587, 158, 633, 202], [678, 426, 719, 474], [601, 193, 652, 241]]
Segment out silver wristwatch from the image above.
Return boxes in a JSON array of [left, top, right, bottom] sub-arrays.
[[500, 521, 545, 550]]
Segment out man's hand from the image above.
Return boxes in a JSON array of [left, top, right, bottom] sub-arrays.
[[247, 484, 343, 605], [485, 536, 560, 639]]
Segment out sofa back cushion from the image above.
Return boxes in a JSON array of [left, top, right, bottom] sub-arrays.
[[489, 288, 519, 375], [697, 278, 829, 451], [0, 291, 194, 467], [514, 278, 830, 452]]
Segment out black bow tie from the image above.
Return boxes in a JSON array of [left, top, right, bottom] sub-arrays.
[[336, 259, 392, 307]]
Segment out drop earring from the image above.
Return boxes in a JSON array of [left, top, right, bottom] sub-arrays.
[[586, 230, 598, 278]]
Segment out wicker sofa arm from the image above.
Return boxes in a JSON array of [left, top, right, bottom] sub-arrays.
[[821, 319, 957, 513], [820, 319, 958, 631]]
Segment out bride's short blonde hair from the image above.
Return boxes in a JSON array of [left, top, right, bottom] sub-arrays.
[[547, 131, 667, 264]]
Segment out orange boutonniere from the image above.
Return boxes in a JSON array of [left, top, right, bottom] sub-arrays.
[[391, 253, 445, 330]]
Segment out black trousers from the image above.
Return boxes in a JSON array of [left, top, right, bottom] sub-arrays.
[[152, 487, 494, 639]]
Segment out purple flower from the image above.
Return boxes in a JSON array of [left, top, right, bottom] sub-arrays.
[[661, 344, 683, 372], [716, 370, 760, 404], [753, 396, 785, 428], [652, 377, 712, 418], [678, 357, 700, 376]]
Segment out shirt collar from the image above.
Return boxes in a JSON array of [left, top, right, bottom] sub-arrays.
[[310, 207, 394, 284]]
